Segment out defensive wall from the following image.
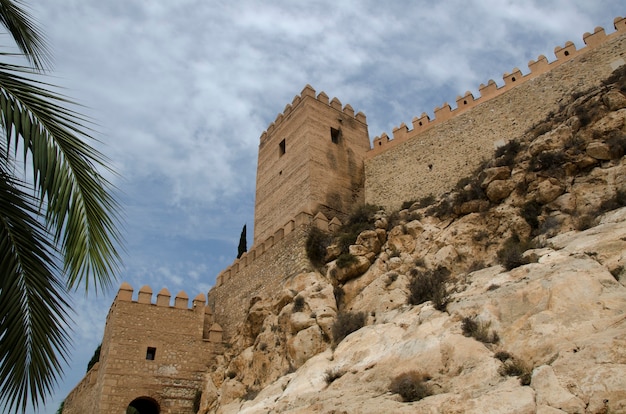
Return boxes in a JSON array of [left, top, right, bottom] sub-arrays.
[[63, 284, 223, 414], [253, 85, 370, 244], [365, 17, 626, 211], [209, 210, 342, 340]]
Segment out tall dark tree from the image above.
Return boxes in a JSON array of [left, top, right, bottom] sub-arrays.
[[0, 1, 122, 412], [237, 224, 247, 259]]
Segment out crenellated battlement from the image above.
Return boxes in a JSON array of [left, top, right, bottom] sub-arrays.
[[368, 16, 626, 157], [259, 84, 367, 149], [114, 282, 208, 310], [216, 210, 342, 287]]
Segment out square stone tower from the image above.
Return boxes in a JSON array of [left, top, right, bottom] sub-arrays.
[[253, 85, 370, 245]]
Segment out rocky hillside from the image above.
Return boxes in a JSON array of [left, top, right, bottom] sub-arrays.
[[199, 68, 626, 414]]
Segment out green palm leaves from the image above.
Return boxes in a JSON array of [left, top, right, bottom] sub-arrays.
[[0, 1, 122, 412]]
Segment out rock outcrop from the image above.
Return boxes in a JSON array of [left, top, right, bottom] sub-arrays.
[[200, 67, 626, 414]]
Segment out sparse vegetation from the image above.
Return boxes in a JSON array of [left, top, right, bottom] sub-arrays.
[[306, 226, 332, 266], [87, 344, 102, 372], [336, 252, 358, 268], [293, 295, 305, 312], [521, 200, 542, 230], [499, 358, 532, 386], [461, 316, 499, 344], [494, 351, 512, 362], [389, 371, 433, 402], [407, 266, 450, 311], [497, 234, 531, 270], [324, 368, 346, 385], [331, 311, 366, 347], [494, 139, 522, 167], [335, 204, 380, 253]]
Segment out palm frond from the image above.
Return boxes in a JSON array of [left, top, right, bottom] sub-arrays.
[[0, 60, 123, 292], [0, 168, 71, 414], [0, 0, 50, 70]]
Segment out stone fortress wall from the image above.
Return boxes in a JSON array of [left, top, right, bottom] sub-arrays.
[[253, 85, 371, 245], [209, 16, 626, 340], [63, 15, 626, 413], [366, 17, 626, 211], [63, 284, 223, 414]]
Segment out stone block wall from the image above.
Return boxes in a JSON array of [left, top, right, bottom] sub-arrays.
[[62, 285, 221, 414], [209, 217, 315, 340], [253, 85, 370, 245], [365, 17, 626, 211]]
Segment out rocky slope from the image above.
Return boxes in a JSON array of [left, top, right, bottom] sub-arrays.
[[200, 68, 626, 413]]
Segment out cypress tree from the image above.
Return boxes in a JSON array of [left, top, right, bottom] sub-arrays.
[[237, 224, 247, 258]]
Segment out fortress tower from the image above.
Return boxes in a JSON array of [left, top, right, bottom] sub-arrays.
[[62, 284, 223, 414], [253, 84, 371, 245]]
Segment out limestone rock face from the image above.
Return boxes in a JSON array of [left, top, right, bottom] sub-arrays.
[[212, 212, 626, 413]]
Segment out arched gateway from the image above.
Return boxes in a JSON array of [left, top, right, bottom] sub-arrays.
[[126, 396, 160, 414]]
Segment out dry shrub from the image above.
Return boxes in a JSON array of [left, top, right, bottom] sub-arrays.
[[390, 371, 432, 402]]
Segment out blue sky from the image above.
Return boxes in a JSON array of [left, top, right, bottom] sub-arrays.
[[15, 1, 624, 413]]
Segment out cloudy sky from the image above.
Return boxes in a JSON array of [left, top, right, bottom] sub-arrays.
[[16, 1, 623, 413]]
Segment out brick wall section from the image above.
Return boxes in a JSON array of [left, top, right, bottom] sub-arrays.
[[208, 224, 312, 340], [365, 24, 626, 211], [62, 287, 221, 414], [253, 85, 370, 245]]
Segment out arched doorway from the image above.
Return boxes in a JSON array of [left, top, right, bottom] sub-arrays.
[[126, 396, 160, 414]]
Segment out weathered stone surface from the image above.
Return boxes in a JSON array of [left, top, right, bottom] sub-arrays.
[[482, 166, 512, 188], [529, 125, 573, 156], [535, 178, 564, 204], [286, 325, 326, 369], [603, 90, 626, 111], [586, 141, 613, 160], [532, 365, 586, 413], [486, 179, 515, 202]]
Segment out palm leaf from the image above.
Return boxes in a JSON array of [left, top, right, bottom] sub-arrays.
[[0, 59, 123, 291], [0, 168, 71, 413], [0, 0, 51, 70]]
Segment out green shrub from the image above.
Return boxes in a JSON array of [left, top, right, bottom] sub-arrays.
[[389, 371, 432, 402], [331, 311, 366, 346], [306, 226, 332, 266], [407, 266, 450, 311], [336, 252, 358, 268], [87, 344, 101, 372], [461, 316, 499, 344], [497, 235, 531, 270], [334, 204, 380, 253]]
